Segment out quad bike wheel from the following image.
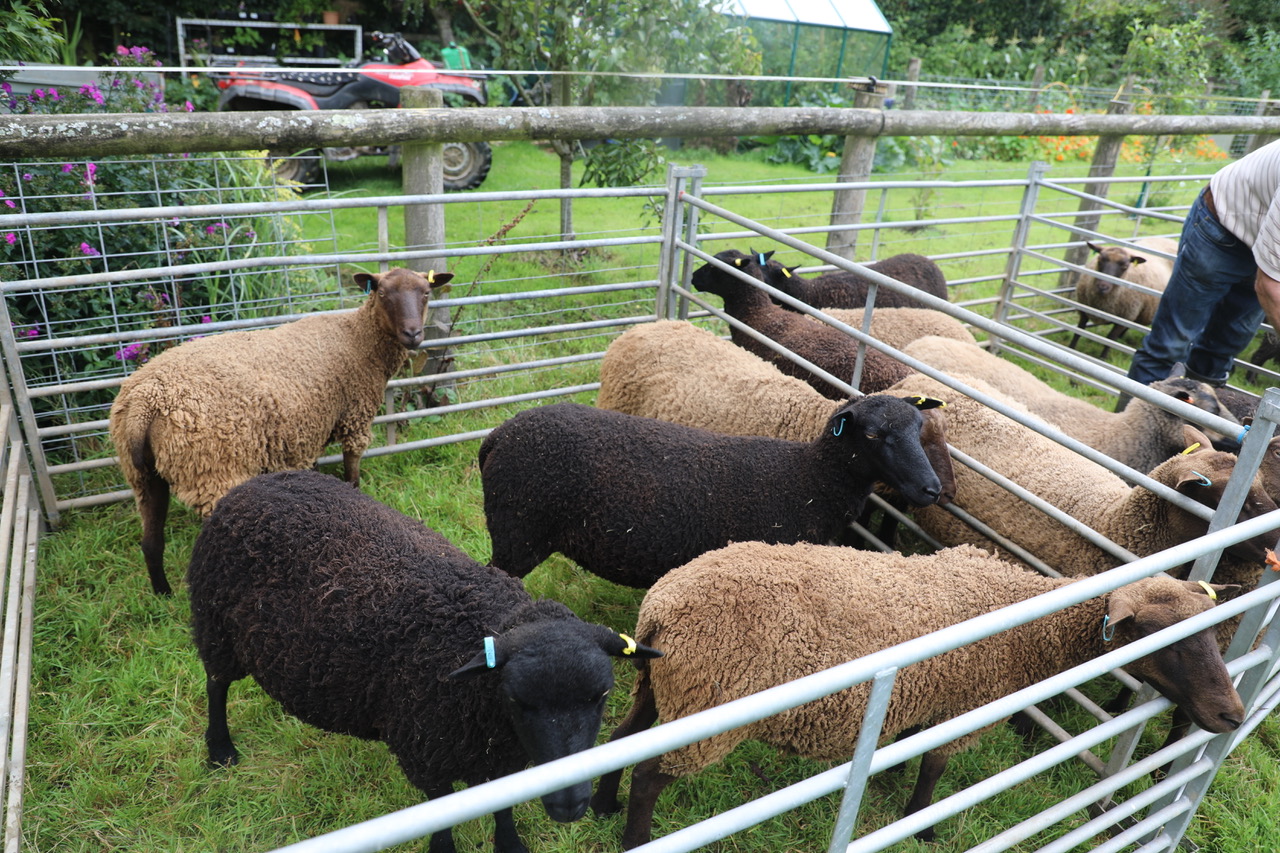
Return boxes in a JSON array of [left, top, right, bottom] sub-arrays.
[[268, 149, 324, 186], [441, 141, 492, 191]]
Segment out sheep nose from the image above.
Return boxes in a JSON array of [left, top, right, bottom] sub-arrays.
[[400, 327, 424, 348], [1219, 711, 1243, 731]]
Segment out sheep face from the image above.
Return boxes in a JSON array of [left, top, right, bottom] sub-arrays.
[[353, 267, 454, 350], [450, 620, 661, 822], [1106, 577, 1244, 733], [826, 395, 943, 508], [1167, 447, 1279, 563], [690, 249, 765, 299], [1084, 242, 1146, 296]]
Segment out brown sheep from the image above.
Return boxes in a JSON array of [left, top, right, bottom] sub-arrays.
[[108, 267, 453, 595], [592, 541, 1243, 847], [690, 249, 911, 398], [1069, 237, 1177, 355]]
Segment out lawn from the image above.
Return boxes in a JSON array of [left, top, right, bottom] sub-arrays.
[[21, 139, 1280, 852]]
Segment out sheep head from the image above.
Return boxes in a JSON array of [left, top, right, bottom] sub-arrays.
[[690, 249, 766, 299], [1160, 439, 1279, 563], [1085, 242, 1147, 295], [353, 267, 455, 349], [449, 612, 661, 823], [1104, 576, 1244, 733], [825, 394, 943, 508]]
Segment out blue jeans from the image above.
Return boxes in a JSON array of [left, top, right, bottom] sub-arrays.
[[1127, 188, 1261, 386]]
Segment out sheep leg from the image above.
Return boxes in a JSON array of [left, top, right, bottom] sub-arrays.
[[619, 756, 678, 850], [424, 786, 459, 853], [1068, 313, 1091, 351], [1155, 709, 1192, 780], [341, 449, 362, 486], [204, 675, 239, 767], [491, 806, 528, 853], [138, 470, 172, 596], [592, 674, 660, 816], [903, 750, 950, 842]]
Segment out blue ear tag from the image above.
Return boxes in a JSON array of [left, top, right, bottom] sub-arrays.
[[1101, 615, 1115, 642], [484, 636, 497, 668], [832, 418, 845, 437]]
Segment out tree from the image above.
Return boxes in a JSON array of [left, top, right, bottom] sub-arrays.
[[460, 0, 761, 240], [1, 0, 63, 64]]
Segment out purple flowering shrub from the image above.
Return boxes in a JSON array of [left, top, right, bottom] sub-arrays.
[[1, 46, 302, 411]]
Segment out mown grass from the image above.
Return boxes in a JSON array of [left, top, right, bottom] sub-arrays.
[[23, 140, 1280, 852]]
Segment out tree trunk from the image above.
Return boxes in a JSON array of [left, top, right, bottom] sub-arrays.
[[430, 3, 456, 46]]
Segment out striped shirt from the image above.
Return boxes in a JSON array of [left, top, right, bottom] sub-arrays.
[[1209, 138, 1280, 280]]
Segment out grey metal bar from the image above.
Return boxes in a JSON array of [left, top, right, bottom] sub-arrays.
[[2, 506, 37, 853], [270, 532, 1280, 853], [827, 668, 898, 853]]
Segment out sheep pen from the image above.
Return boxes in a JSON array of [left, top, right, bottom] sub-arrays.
[[17, 149, 1280, 853]]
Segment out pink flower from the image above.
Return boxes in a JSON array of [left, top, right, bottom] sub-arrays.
[[49, 88, 60, 101], [2, 200, 13, 209], [61, 163, 75, 173], [184, 100, 194, 112], [3, 233, 15, 246], [85, 163, 97, 184], [116, 46, 129, 56], [32, 88, 44, 99], [80, 243, 100, 257]]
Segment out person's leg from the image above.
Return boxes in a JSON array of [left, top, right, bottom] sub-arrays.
[[1184, 276, 1265, 383], [1126, 189, 1257, 387]]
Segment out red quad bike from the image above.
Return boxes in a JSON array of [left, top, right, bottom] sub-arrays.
[[213, 31, 491, 189]]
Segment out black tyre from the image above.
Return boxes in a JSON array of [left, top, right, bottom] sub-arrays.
[[441, 141, 492, 191], [268, 149, 323, 186]]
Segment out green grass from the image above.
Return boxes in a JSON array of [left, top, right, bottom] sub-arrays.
[[23, 140, 1280, 852]]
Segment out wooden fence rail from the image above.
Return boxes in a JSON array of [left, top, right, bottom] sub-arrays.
[[3, 105, 1280, 159]]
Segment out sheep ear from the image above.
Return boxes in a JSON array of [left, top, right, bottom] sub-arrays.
[[782, 266, 795, 279], [1086, 241, 1103, 254], [734, 257, 744, 267], [1186, 580, 1243, 603], [354, 272, 377, 293], [902, 394, 946, 410], [599, 630, 663, 665], [1166, 362, 1189, 379], [1105, 590, 1137, 633], [426, 270, 455, 292], [1130, 256, 1147, 266], [1180, 425, 1213, 453], [829, 411, 851, 438], [448, 638, 506, 680]]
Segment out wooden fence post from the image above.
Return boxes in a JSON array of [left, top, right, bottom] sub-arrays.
[[1059, 76, 1135, 287], [901, 58, 921, 111], [399, 86, 456, 416], [826, 81, 887, 261], [1247, 92, 1277, 155], [1026, 65, 1046, 112]]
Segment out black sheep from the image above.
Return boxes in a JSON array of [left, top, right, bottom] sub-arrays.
[[756, 248, 950, 310], [690, 248, 912, 398], [188, 469, 660, 853], [480, 398, 942, 588]]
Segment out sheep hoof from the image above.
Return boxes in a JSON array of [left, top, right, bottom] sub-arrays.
[[207, 748, 240, 768], [590, 795, 623, 817]]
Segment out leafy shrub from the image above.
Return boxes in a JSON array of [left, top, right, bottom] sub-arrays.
[[0, 46, 326, 428]]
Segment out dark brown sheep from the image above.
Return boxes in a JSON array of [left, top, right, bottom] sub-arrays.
[[758, 249, 949, 309], [480, 397, 943, 588], [690, 249, 911, 398]]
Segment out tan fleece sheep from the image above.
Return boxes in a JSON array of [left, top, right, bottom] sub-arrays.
[[591, 541, 1243, 847], [595, 320, 956, 506], [903, 335, 1239, 474], [888, 373, 1277, 577], [1069, 237, 1177, 354], [108, 267, 454, 596], [816, 306, 975, 350]]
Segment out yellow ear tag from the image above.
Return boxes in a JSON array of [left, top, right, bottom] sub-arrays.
[[1197, 580, 1218, 600], [1181, 442, 1201, 454], [734, 258, 743, 266], [427, 269, 436, 284], [782, 267, 793, 278], [619, 633, 638, 655]]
